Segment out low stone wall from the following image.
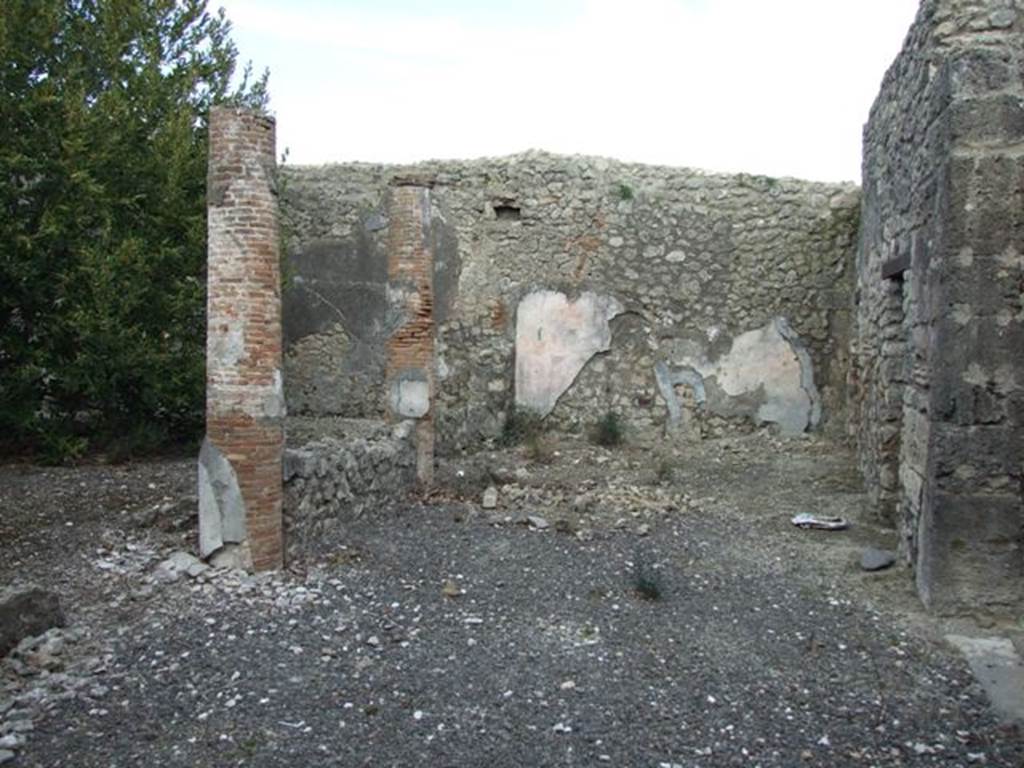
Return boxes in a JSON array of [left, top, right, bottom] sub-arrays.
[[282, 419, 416, 561]]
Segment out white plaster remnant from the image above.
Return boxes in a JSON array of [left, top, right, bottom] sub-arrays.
[[392, 378, 430, 419], [717, 319, 812, 434], [262, 369, 286, 419], [662, 317, 820, 436], [208, 315, 245, 368], [198, 438, 247, 558], [515, 290, 624, 417]]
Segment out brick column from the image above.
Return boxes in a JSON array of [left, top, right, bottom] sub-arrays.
[[385, 180, 435, 485], [199, 106, 285, 572]]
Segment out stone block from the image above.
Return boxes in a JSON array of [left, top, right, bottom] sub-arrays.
[[855, 0, 1024, 618], [929, 422, 1023, 495], [198, 437, 247, 559], [949, 48, 1015, 98], [282, 425, 417, 559], [949, 95, 1024, 147], [0, 585, 65, 657], [917, 490, 1024, 614]]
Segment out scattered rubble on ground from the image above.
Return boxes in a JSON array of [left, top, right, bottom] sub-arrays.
[[0, 434, 1021, 765]]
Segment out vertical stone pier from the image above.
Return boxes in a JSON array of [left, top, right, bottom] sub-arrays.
[[199, 106, 285, 572], [855, 0, 1024, 616], [385, 179, 436, 485]]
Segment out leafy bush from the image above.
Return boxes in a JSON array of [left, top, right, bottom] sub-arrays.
[[0, 0, 267, 460], [37, 433, 88, 467], [616, 182, 634, 201], [590, 411, 624, 447]]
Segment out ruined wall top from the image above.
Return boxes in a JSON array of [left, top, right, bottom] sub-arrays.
[[285, 148, 859, 197]]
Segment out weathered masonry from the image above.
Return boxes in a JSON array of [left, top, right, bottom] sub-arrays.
[[852, 0, 1024, 615], [200, 0, 1022, 618], [282, 158, 858, 448]]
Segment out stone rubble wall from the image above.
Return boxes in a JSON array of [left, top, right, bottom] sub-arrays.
[[281, 153, 860, 451], [854, 0, 1024, 615], [282, 420, 416, 561]]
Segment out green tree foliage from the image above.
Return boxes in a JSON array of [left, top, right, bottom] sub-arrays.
[[0, 0, 267, 459]]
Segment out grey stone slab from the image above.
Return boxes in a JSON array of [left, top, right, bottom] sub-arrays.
[[198, 438, 247, 559], [946, 635, 1024, 726], [860, 547, 896, 572]]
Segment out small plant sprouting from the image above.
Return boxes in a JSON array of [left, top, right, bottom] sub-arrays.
[[632, 551, 663, 601], [591, 410, 624, 447], [655, 456, 675, 484], [616, 182, 634, 201], [500, 408, 546, 447], [524, 431, 554, 464]]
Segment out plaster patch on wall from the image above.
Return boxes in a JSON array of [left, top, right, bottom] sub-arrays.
[[660, 317, 819, 436], [262, 369, 286, 419], [654, 362, 706, 435], [775, 317, 822, 430], [391, 371, 430, 418], [515, 290, 624, 417], [209, 317, 245, 368], [198, 437, 247, 559]]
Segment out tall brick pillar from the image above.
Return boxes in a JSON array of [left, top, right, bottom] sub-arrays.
[[385, 179, 435, 485], [198, 106, 285, 572]]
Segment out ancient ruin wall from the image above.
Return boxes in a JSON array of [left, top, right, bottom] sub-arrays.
[[855, 0, 1024, 614], [281, 154, 859, 450], [201, 107, 284, 571]]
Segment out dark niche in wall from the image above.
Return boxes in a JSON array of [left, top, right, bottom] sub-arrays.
[[493, 202, 521, 221]]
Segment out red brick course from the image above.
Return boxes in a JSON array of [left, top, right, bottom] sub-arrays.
[[205, 107, 284, 571], [386, 184, 435, 484]]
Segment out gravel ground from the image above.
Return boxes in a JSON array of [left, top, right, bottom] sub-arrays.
[[2, 434, 1022, 767]]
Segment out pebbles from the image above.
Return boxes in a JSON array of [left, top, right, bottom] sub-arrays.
[[2, 440, 1022, 765], [152, 551, 209, 582], [0, 626, 108, 763]]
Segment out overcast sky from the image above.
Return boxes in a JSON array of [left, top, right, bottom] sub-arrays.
[[219, 0, 922, 183]]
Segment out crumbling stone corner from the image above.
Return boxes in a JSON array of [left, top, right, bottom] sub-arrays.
[[200, 106, 285, 572], [854, 0, 1024, 616], [385, 179, 436, 485]]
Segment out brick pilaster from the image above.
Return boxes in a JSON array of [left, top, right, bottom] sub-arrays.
[[385, 182, 435, 485]]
